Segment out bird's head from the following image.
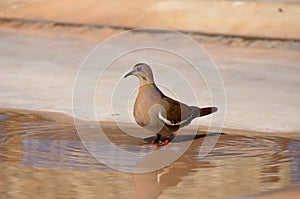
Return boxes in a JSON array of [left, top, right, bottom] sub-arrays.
[[124, 63, 154, 82]]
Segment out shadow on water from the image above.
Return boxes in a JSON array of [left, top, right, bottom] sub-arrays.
[[143, 132, 224, 143], [0, 109, 300, 199]]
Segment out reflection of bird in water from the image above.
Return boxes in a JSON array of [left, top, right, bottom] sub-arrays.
[[133, 134, 217, 199], [124, 63, 217, 145]]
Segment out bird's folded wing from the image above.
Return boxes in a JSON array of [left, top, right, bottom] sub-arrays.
[[158, 97, 197, 127]]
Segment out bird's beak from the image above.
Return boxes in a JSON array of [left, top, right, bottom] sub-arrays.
[[124, 69, 136, 78]]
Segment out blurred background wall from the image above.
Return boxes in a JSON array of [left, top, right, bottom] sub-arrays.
[[0, 0, 299, 40]]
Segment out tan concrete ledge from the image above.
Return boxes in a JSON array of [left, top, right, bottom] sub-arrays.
[[0, 0, 299, 40]]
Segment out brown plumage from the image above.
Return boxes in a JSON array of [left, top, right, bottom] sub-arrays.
[[124, 63, 217, 144]]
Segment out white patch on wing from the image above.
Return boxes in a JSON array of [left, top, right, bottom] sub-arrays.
[[158, 111, 191, 126]]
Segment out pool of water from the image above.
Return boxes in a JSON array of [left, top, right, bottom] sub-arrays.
[[0, 110, 299, 199]]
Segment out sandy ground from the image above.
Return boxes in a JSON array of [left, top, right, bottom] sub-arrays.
[[0, 22, 299, 134]]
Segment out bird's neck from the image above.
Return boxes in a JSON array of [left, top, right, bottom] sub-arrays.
[[137, 76, 154, 87], [138, 81, 164, 97], [136, 75, 164, 96]]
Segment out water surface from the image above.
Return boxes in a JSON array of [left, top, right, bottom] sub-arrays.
[[0, 109, 299, 199]]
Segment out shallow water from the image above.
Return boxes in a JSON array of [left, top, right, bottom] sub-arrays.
[[0, 110, 299, 199]]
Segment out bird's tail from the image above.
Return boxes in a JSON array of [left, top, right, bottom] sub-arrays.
[[198, 107, 218, 117]]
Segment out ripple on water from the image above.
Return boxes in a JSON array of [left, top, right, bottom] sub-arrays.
[[0, 113, 8, 120], [0, 110, 300, 199], [0, 111, 299, 172], [205, 135, 287, 160], [0, 111, 158, 171], [0, 111, 107, 170]]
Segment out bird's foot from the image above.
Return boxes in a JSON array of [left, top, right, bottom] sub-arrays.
[[162, 139, 170, 146], [141, 134, 172, 146], [154, 139, 170, 147]]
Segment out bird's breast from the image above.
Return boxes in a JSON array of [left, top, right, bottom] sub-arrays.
[[133, 87, 163, 131]]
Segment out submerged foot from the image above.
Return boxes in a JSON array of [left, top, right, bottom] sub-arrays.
[[142, 134, 173, 146], [162, 138, 170, 146], [154, 138, 170, 146]]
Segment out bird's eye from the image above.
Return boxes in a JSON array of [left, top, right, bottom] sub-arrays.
[[137, 67, 142, 72]]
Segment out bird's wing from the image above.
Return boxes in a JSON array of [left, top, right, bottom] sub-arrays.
[[158, 96, 198, 127]]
